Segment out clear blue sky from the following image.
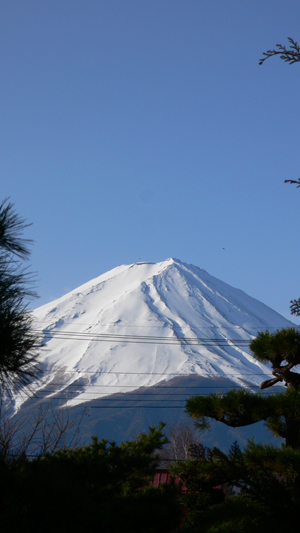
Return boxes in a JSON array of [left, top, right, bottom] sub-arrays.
[[1, 0, 299, 320]]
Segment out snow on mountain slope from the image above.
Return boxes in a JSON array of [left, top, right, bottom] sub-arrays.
[[14, 259, 296, 411]]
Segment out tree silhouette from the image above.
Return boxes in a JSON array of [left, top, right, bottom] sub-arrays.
[[186, 328, 300, 449], [259, 37, 300, 66], [0, 199, 40, 392]]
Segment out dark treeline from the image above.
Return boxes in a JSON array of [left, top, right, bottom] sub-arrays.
[[0, 424, 182, 533]]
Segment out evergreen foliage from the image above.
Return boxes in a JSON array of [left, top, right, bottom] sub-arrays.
[[250, 328, 300, 389], [178, 327, 300, 531], [172, 439, 300, 532], [259, 37, 300, 66], [0, 423, 182, 533], [290, 298, 300, 317], [0, 199, 40, 392], [186, 328, 300, 448]]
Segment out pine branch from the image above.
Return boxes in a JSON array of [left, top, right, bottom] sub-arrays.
[[259, 37, 300, 65], [285, 178, 300, 188], [0, 198, 32, 259], [290, 299, 300, 316]]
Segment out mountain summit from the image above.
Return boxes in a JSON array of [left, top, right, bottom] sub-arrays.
[[14, 259, 295, 411]]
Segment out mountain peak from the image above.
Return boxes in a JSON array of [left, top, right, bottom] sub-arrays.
[[11, 259, 295, 412]]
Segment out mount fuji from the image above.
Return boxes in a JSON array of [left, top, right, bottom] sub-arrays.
[[11, 259, 296, 447]]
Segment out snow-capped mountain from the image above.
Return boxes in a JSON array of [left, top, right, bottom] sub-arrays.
[[13, 258, 294, 413]]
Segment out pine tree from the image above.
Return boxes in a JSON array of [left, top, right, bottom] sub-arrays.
[[0, 199, 40, 392], [186, 327, 300, 449], [0, 423, 182, 533], [176, 328, 300, 530], [172, 439, 300, 532]]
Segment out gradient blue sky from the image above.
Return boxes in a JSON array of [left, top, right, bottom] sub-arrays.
[[1, 0, 300, 320]]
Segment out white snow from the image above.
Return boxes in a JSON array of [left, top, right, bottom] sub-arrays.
[[13, 258, 296, 411]]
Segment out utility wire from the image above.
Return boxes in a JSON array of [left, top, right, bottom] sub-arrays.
[[29, 386, 284, 403], [33, 320, 291, 330], [30, 396, 187, 402], [34, 370, 275, 376], [34, 383, 283, 393], [34, 329, 253, 346], [25, 397, 280, 407], [28, 386, 272, 395], [34, 329, 253, 341]]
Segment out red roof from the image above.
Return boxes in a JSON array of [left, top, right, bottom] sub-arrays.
[[151, 468, 222, 494], [151, 469, 187, 492]]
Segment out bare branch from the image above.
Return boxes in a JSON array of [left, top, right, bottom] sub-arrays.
[[0, 401, 82, 460], [158, 421, 200, 466]]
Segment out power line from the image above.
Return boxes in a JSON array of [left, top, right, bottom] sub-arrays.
[[32, 387, 268, 399], [37, 333, 251, 347], [33, 320, 291, 330], [25, 396, 281, 407], [28, 386, 270, 396], [28, 385, 276, 392], [20, 384, 286, 409], [34, 369, 274, 376], [31, 396, 187, 402], [35, 332, 252, 346], [28, 386, 284, 403]]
